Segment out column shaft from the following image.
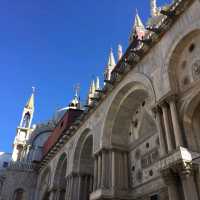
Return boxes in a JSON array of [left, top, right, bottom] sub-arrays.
[[101, 151, 106, 188], [93, 156, 98, 190], [111, 150, 116, 188], [162, 104, 174, 152], [181, 173, 199, 200], [169, 100, 184, 147], [123, 152, 129, 190], [97, 153, 102, 189], [155, 107, 167, 156]]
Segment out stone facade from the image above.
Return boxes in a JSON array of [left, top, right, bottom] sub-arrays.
[[1, 0, 200, 199]]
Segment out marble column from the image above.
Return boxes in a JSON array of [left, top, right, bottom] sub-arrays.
[[101, 150, 106, 188], [49, 189, 57, 200], [161, 103, 174, 152], [169, 99, 184, 147], [111, 150, 116, 189], [180, 168, 199, 200], [93, 156, 98, 191], [162, 170, 180, 200], [123, 152, 129, 190], [154, 106, 167, 156], [97, 153, 102, 189]]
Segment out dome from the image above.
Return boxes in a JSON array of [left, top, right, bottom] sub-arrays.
[[53, 107, 68, 124]]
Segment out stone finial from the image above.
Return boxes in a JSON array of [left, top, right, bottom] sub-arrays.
[[150, 0, 159, 17], [118, 44, 123, 61], [95, 77, 100, 91], [104, 48, 116, 81], [129, 10, 146, 43]]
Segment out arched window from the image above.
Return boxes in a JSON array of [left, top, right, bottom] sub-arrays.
[[16, 145, 23, 161], [13, 188, 25, 200], [22, 112, 30, 128]]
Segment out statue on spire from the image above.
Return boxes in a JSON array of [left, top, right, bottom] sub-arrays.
[[129, 10, 146, 44], [104, 48, 116, 81], [150, 0, 159, 17]]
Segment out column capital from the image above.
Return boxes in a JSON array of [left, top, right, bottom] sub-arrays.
[[178, 161, 197, 179]]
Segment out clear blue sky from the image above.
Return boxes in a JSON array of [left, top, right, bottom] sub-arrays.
[[0, 0, 171, 153]]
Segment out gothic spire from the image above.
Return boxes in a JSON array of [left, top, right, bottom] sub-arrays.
[[104, 48, 116, 81], [129, 10, 146, 43], [95, 76, 100, 91], [25, 87, 35, 110], [108, 48, 116, 67]]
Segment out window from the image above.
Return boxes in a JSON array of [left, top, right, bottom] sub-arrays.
[[22, 112, 30, 128], [3, 162, 8, 168]]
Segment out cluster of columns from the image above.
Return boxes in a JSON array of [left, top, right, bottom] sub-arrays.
[[153, 96, 199, 200], [93, 149, 129, 193], [154, 96, 184, 157], [48, 173, 93, 200]]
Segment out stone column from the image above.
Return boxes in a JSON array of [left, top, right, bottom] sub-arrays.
[[93, 156, 98, 191], [180, 167, 199, 200], [123, 152, 129, 190], [162, 170, 180, 200], [111, 150, 116, 189], [101, 150, 106, 188], [97, 153, 102, 189], [49, 189, 57, 200], [161, 103, 174, 152], [169, 99, 184, 147], [154, 106, 167, 156]]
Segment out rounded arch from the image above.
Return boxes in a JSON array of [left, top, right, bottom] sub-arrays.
[[182, 87, 200, 152], [52, 153, 67, 200], [167, 29, 200, 93], [53, 152, 67, 188], [12, 188, 25, 200], [38, 167, 51, 200], [102, 73, 156, 148], [72, 128, 91, 173], [74, 131, 94, 200]]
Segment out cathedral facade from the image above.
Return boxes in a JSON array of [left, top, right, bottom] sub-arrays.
[[1, 0, 200, 199]]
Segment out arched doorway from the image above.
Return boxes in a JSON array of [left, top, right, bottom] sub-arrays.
[[78, 135, 94, 200]]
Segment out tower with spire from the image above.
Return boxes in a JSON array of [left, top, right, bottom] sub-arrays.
[[12, 88, 35, 162], [129, 10, 146, 44]]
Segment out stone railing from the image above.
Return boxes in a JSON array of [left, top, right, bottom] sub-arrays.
[[8, 161, 37, 171]]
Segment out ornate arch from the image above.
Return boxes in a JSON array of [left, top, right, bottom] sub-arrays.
[[166, 28, 200, 93], [38, 167, 51, 200], [101, 73, 156, 148], [52, 152, 67, 189], [182, 87, 200, 152], [72, 128, 91, 173]]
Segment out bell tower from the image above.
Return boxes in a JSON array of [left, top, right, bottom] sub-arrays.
[[12, 88, 35, 162]]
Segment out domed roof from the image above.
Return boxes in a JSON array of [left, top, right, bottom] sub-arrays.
[[53, 107, 68, 124]]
